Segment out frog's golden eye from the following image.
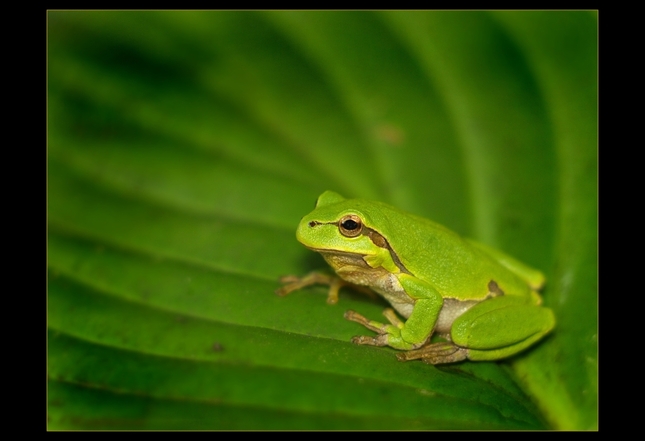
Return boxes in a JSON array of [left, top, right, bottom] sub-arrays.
[[339, 215, 363, 237]]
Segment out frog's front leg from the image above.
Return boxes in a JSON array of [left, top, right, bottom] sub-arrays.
[[276, 272, 346, 304], [344, 274, 444, 350], [276, 272, 376, 304]]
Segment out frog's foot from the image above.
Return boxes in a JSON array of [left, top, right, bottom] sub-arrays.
[[276, 272, 345, 304], [345, 310, 391, 346], [396, 342, 468, 365], [345, 310, 390, 334], [350, 333, 390, 346], [344, 309, 408, 348]]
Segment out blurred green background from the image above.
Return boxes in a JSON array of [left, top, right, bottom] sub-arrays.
[[47, 11, 597, 430]]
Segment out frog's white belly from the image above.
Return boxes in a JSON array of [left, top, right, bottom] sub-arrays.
[[434, 298, 479, 336]]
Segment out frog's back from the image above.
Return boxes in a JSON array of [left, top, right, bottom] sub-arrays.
[[359, 201, 533, 300]]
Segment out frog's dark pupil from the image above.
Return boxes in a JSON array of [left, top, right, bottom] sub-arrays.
[[342, 219, 359, 230]]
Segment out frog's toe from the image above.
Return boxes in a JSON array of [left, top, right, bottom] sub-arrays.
[[345, 310, 392, 334], [344, 310, 372, 326], [351, 334, 389, 346], [421, 346, 468, 365], [396, 343, 468, 364]]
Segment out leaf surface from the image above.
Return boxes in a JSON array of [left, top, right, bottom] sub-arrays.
[[48, 11, 597, 430]]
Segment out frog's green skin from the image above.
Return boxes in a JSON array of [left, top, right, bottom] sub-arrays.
[[287, 191, 555, 365]]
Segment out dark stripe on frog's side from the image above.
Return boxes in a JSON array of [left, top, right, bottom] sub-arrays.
[[362, 227, 412, 275], [487, 280, 505, 297]]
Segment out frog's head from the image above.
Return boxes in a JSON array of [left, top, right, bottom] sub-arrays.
[[296, 191, 392, 257]]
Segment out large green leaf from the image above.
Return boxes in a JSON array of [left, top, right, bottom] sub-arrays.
[[47, 11, 597, 430]]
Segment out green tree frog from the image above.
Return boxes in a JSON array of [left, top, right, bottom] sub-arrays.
[[277, 191, 555, 364]]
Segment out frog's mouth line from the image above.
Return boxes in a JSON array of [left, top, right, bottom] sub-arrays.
[[304, 244, 411, 276], [304, 246, 365, 256]]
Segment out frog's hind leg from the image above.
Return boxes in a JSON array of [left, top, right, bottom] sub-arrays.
[[398, 295, 555, 364], [450, 295, 555, 362]]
